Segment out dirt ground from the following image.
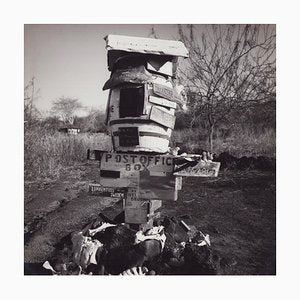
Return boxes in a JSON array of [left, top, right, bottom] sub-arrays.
[[24, 162, 276, 275]]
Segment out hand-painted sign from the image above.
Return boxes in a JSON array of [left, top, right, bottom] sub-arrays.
[[99, 152, 176, 200], [152, 83, 182, 103], [173, 161, 221, 177], [88, 184, 126, 198]]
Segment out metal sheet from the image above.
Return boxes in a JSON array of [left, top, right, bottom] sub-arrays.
[[105, 35, 189, 58]]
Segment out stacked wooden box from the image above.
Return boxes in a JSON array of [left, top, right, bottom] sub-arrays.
[[103, 35, 188, 153]]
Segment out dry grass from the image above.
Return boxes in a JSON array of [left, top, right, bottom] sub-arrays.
[[171, 127, 275, 158], [24, 128, 111, 181], [25, 125, 275, 181]]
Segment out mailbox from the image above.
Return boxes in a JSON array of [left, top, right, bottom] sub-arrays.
[[103, 35, 188, 153]]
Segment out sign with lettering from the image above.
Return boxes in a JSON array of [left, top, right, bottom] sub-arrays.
[[173, 161, 221, 177], [152, 83, 182, 103], [88, 184, 126, 198], [99, 152, 176, 200]]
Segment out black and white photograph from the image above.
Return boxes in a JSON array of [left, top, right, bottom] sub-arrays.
[[23, 24, 276, 276], [2, 0, 300, 297]]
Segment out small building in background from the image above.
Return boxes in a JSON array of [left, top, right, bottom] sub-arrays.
[[58, 127, 81, 135]]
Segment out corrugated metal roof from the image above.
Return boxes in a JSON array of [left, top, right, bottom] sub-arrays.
[[104, 35, 189, 58]]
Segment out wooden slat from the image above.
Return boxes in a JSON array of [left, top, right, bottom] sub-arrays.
[[147, 60, 173, 77], [149, 106, 176, 129], [87, 149, 105, 161], [175, 176, 182, 190], [88, 184, 126, 198], [125, 198, 149, 224], [152, 83, 182, 103], [173, 161, 221, 177], [149, 95, 177, 109], [139, 168, 176, 201], [99, 152, 175, 194], [105, 35, 189, 58]]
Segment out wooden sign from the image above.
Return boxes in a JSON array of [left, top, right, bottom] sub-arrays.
[[149, 95, 177, 109], [173, 161, 221, 177], [152, 83, 182, 103], [149, 106, 176, 129], [99, 152, 176, 200], [89, 184, 126, 198]]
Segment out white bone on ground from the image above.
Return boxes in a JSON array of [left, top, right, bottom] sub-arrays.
[[42, 261, 57, 274], [135, 226, 166, 249], [88, 223, 116, 236]]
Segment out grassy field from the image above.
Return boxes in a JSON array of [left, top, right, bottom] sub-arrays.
[[25, 126, 275, 182], [24, 129, 111, 181]]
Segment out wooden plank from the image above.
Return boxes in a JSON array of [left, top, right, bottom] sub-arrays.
[[100, 153, 174, 173], [147, 60, 173, 77], [105, 35, 189, 58], [124, 199, 149, 224], [87, 149, 104, 161], [149, 106, 176, 129], [99, 152, 174, 191], [149, 95, 177, 109], [88, 184, 126, 198], [139, 168, 176, 201], [127, 187, 138, 201], [173, 161, 221, 177], [149, 200, 162, 213], [152, 83, 182, 103], [175, 176, 182, 190]]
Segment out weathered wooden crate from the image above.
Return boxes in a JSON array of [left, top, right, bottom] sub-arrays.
[[106, 78, 180, 153]]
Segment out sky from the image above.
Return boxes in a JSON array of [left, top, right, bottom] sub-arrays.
[[24, 24, 275, 116], [24, 24, 183, 115]]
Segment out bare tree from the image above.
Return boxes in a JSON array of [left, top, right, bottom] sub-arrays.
[[51, 96, 83, 125], [24, 77, 41, 126], [178, 24, 276, 152]]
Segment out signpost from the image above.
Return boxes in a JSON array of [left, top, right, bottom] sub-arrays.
[[87, 35, 220, 230]]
